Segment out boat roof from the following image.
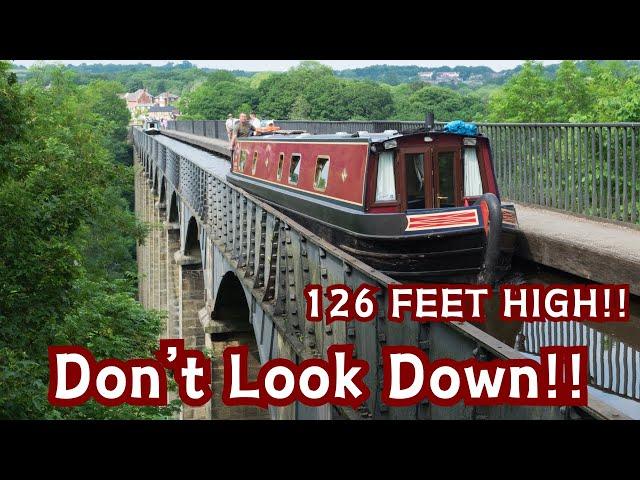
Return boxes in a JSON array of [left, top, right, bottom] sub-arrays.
[[240, 130, 482, 144]]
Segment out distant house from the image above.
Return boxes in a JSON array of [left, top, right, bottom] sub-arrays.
[[155, 92, 179, 107], [148, 105, 180, 121], [121, 89, 180, 119], [419, 70, 462, 84], [124, 89, 154, 116], [435, 71, 461, 83], [465, 74, 484, 86]]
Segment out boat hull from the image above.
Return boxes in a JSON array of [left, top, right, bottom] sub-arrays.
[[227, 171, 518, 283], [270, 202, 517, 283]]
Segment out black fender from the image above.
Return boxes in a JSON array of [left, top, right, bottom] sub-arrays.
[[474, 193, 502, 284]]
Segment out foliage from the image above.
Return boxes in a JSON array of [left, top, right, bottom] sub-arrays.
[[83, 80, 132, 165], [177, 62, 396, 121], [485, 61, 555, 122], [178, 78, 258, 119], [14, 60, 640, 123], [173, 60, 640, 123], [77, 61, 206, 97], [485, 60, 640, 123], [393, 84, 486, 121], [0, 62, 26, 149], [0, 61, 171, 419], [15, 60, 640, 123], [336, 64, 502, 85]]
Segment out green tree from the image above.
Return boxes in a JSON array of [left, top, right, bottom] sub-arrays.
[[179, 80, 257, 119], [486, 61, 554, 122], [550, 61, 591, 121], [257, 63, 395, 120], [341, 80, 395, 120], [394, 84, 485, 121], [0, 62, 27, 156], [249, 71, 274, 89], [83, 80, 132, 164], [576, 61, 640, 122], [289, 95, 311, 119], [257, 62, 335, 119], [206, 69, 237, 85], [256, 72, 298, 118], [0, 62, 174, 419], [124, 78, 143, 92]]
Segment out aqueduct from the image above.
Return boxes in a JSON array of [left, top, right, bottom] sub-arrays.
[[133, 127, 627, 420]]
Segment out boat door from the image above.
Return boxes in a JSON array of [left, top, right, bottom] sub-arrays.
[[432, 147, 463, 208], [400, 147, 432, 211], [400, 138, 463, 211]]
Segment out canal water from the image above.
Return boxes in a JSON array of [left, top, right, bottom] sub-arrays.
[[479, 257, 640, 417]]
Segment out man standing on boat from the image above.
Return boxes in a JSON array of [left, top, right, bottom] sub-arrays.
[[231, 112, 255, 150]]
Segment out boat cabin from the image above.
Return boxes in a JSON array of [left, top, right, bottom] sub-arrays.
[[230, 129, 499, 215]]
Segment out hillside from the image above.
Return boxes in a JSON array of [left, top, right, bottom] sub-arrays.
[[334, 64, 505, 85], [12, 61, 640, 93], [334, 60, 640, 86]]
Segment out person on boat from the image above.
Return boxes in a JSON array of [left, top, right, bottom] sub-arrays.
[[225, 113, 235, 141], [231, 113, 255, 149], [253, 120, 280, 135], [250, 112, 261, 133]]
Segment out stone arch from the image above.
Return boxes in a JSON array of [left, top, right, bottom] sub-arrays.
[[184, 216, 201, 260], [175, 215, 208, 420], [159, 177, 166, 204], [211, 271, 251, 333], [168, 191, 179, 223], [209, 271, 270, 420], [153, 168, 159, 193]]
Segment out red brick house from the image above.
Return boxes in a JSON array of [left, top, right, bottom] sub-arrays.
[[124, 89, 154, 115]]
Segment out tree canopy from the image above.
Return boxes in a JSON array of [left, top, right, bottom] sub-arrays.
[[0, 62, 175, 419], [485, 60, 640, 122], [392, 84, 486, 122], [179, 62, 395, 121], [13, 60, 640, 123]]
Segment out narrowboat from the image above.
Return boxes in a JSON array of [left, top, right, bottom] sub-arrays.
[[226, 123, 519, 283], [143, 120, 161, 135]]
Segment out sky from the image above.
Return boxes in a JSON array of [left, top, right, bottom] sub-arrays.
[[11, 59, 564, 72]]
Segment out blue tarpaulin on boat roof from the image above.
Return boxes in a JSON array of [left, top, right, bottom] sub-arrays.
[[443, 120, 477, 136]]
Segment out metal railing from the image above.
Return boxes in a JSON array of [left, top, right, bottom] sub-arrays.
[[134, 127, 626, 420], [521, 321, 640, 401], [481, 123, 640, 225], [166, 120, 640, 225]]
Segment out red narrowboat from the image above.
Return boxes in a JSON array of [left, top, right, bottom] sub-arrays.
[[226, 126, 519, 283]]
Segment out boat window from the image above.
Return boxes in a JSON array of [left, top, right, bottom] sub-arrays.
[[437, 151, 456, 208], [277, 153, 284, 180], [314, 156, 330, 190], [252, 151, 259, 175], [463, 147, 483, 196], [375, 151, 396, 202], [239, 150, 248, 171], [289, 154, 301, 184], [405, 153, 425, 209]]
